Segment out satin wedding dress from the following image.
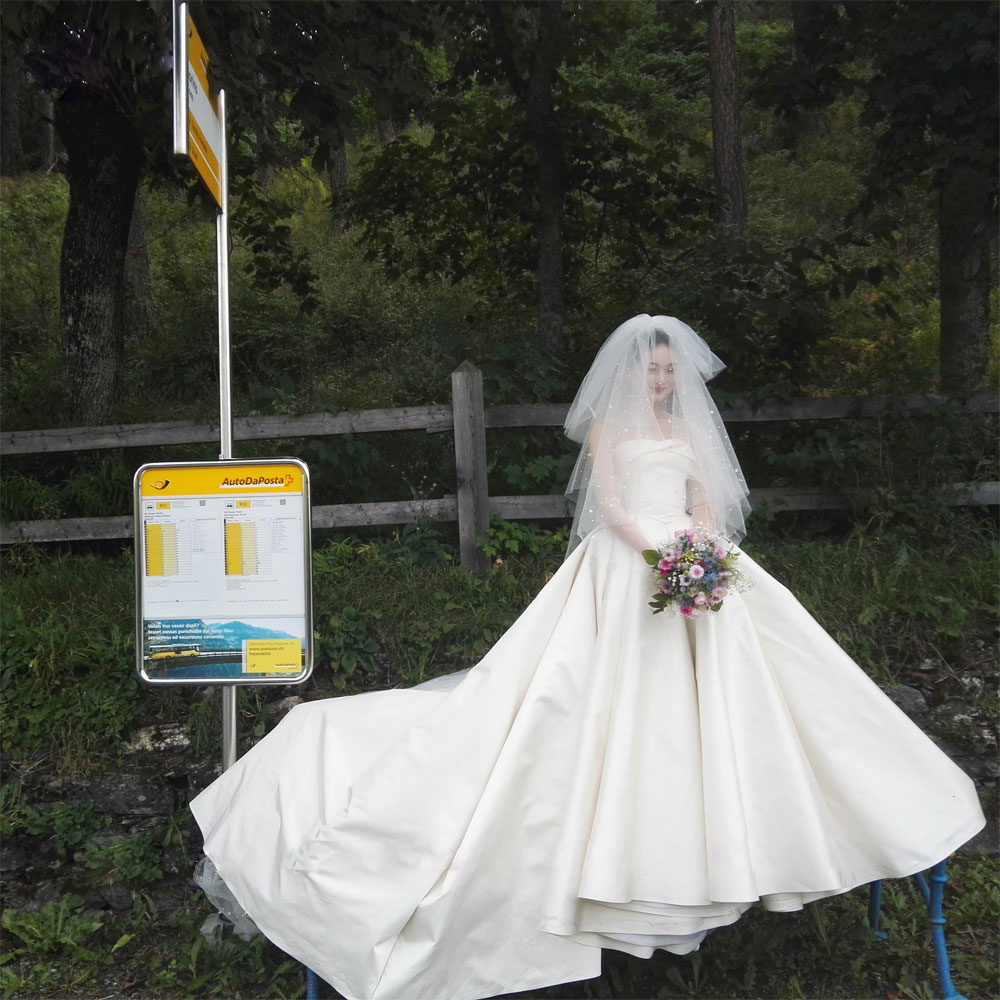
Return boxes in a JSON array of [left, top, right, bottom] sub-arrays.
[[191, 439, 984, 1000]]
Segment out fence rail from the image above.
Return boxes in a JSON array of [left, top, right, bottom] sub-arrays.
[[2, 375, 997, 571], [3, 390, 997, 456]]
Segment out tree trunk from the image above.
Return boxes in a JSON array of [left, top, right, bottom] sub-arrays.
[[376, 116, 398, 145], [124, 187, 154, 341], [708, 0, 747, 227], [1, 36, 25, 175], [55, 84, 141, 425], [40, 91, 56, 172], [938, 165, 991, 394], [527, 1, 564, 353], [330, 139, 349, 231]]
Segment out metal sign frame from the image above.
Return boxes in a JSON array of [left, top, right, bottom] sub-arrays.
[[135, 459, 313, 689]]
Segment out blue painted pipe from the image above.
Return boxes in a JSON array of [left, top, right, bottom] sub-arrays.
[[926, 859, 965, 1000], [868, 859, 966, 1000], [306, 966, 320, 1000]]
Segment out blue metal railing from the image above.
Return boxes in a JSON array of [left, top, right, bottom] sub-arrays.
[[868, 857, 965, 1000]]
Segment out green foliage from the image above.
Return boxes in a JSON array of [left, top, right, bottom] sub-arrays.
[[478, 517, 570, 562], [0, 548, 147, 766], [1, 895, 104, 961], [316, 606, 381, 688], [743, 521, 998, 684], [76, 834, 163, 886], [744, 403, 998, 537], [0, 176, 66, 429], [147, 913, 302, 998], [0, 785, 111, 857], [0, 894, 135, 997], [310, 534, 552, 685]]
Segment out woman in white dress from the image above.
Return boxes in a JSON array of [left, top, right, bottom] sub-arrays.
[[191, 314, 984, 1000]]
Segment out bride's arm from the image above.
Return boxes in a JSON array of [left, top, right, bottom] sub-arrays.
[[688, 477, 714, 530], [587, 422, 654, 554]]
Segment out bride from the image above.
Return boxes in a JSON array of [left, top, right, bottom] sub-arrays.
[[191, 314, 984, 1000]]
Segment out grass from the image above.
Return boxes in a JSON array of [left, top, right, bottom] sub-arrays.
[[1, 516, 997, 999]]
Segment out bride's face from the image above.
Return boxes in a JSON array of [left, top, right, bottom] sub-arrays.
[[645, 345, 675, 404]]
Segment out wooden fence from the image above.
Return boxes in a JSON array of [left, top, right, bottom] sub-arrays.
[[2, 367, 997, 572]]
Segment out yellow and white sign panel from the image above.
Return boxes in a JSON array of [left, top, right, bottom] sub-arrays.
[[135, 460, 312, 685], [185, 12, 223, 207]]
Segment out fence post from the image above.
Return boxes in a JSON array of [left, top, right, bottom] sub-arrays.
[[451, 361, 489, 574]]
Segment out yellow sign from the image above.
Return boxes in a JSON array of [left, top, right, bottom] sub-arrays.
[[138, 463, 303, 498], [185, 12, 223, 207], [245, 639, 302, 674], [135, 459, 312, 686]]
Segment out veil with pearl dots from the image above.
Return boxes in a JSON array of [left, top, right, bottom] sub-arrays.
[[562, 314, 750, 554]]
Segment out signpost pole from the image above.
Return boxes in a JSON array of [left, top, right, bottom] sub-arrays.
[[172, 0, 238, 772], [214, 89, 237, 772], [216, 88, 233, 464]]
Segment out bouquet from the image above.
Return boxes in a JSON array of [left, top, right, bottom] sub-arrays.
[[642, 528, 745, 618]]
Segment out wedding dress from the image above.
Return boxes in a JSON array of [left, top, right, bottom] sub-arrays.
[[190, 435, 984, 1000]]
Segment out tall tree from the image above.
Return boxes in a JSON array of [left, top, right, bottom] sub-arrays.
[[485, 1, 567, 352], [781, 0, 998, 393], [707, 0, 746, 227], [350, 1, 714, 356], [0, 33, 25, 176], [5, 1, 167, 424], [3, 1, 441, 425]]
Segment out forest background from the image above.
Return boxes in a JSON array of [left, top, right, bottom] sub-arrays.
[[1, 2, 998, 999]]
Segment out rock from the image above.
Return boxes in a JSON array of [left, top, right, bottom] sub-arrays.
[[887, 684, 929, 716], [126, 722, 191, 754], [25, 772, 173, 818], [0, 843, 36, 873], [31, 879, 68, 908], [99, 881, 134, 911], [958, 675, 985, 696], [272, 695, 304, 719]]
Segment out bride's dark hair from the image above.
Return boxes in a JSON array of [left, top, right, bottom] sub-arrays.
[[653, 328, 671, 347]]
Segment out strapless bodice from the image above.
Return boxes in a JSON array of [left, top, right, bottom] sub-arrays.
[[613, 438, 696, 524]]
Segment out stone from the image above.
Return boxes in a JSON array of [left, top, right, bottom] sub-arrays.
[[99, 881, 134, 911], [126, 722, 191, 754], [887, 684, 929, 716]]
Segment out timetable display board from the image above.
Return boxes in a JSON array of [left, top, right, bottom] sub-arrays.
[[135, 460, 312, 685]]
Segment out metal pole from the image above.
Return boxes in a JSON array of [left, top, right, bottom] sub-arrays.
[[221, 686, 238, 771], [216, 88, 233, 463], [216, 87, 237, 771], [172, 2, 188, 156]]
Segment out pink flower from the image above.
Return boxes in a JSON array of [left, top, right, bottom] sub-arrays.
[[711, 586, 727, 601], [663, 547, 680, 561], [689, 564, 705, 580], [714, 546, 727, 559], [658, 558, 673, 572], [693, 593, 708, 606], [679, 605, 694, 617]]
